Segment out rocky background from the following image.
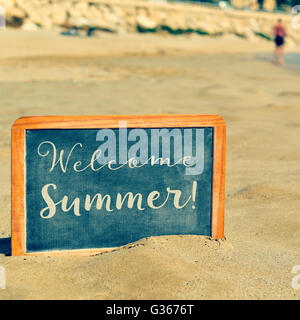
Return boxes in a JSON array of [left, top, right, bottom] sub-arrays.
[[1, 0, 300, 46]]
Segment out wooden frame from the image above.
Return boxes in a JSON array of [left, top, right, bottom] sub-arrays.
[[11, 115, 226, 256]]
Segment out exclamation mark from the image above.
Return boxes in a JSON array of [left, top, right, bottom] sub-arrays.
[[192, 181, 197, 209]]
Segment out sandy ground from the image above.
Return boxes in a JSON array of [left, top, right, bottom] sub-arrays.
[[0, 29, 299, 299]]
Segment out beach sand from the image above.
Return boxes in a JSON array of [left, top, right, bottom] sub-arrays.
[[0, 29, 299, 299]]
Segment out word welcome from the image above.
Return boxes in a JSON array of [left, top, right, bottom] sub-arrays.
[[37, 125, 205, 176]]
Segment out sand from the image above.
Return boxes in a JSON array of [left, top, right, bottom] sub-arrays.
[[0, 29, 300, 299]]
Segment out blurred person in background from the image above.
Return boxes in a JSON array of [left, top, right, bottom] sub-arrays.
[[273, 19, 286, 65]]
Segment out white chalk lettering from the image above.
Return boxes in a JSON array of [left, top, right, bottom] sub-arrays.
[[40, 181, 197, 218], [37, 126, 205, 176]]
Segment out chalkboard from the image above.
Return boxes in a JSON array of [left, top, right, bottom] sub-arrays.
[[11, 115, 226, 256]]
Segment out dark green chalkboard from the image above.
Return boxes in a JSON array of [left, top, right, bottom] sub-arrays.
[[25, 127, 213, 253]]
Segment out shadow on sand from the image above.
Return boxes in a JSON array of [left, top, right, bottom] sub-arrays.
[[0, 238, 11, 256]]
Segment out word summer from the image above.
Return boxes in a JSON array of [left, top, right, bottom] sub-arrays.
[[40, 181, 197, 219], [37, 125, 205, 175]]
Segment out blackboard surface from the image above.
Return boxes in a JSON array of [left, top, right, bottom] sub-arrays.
[[25, 128, 213, 252], [12, 115, 226, 256]]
